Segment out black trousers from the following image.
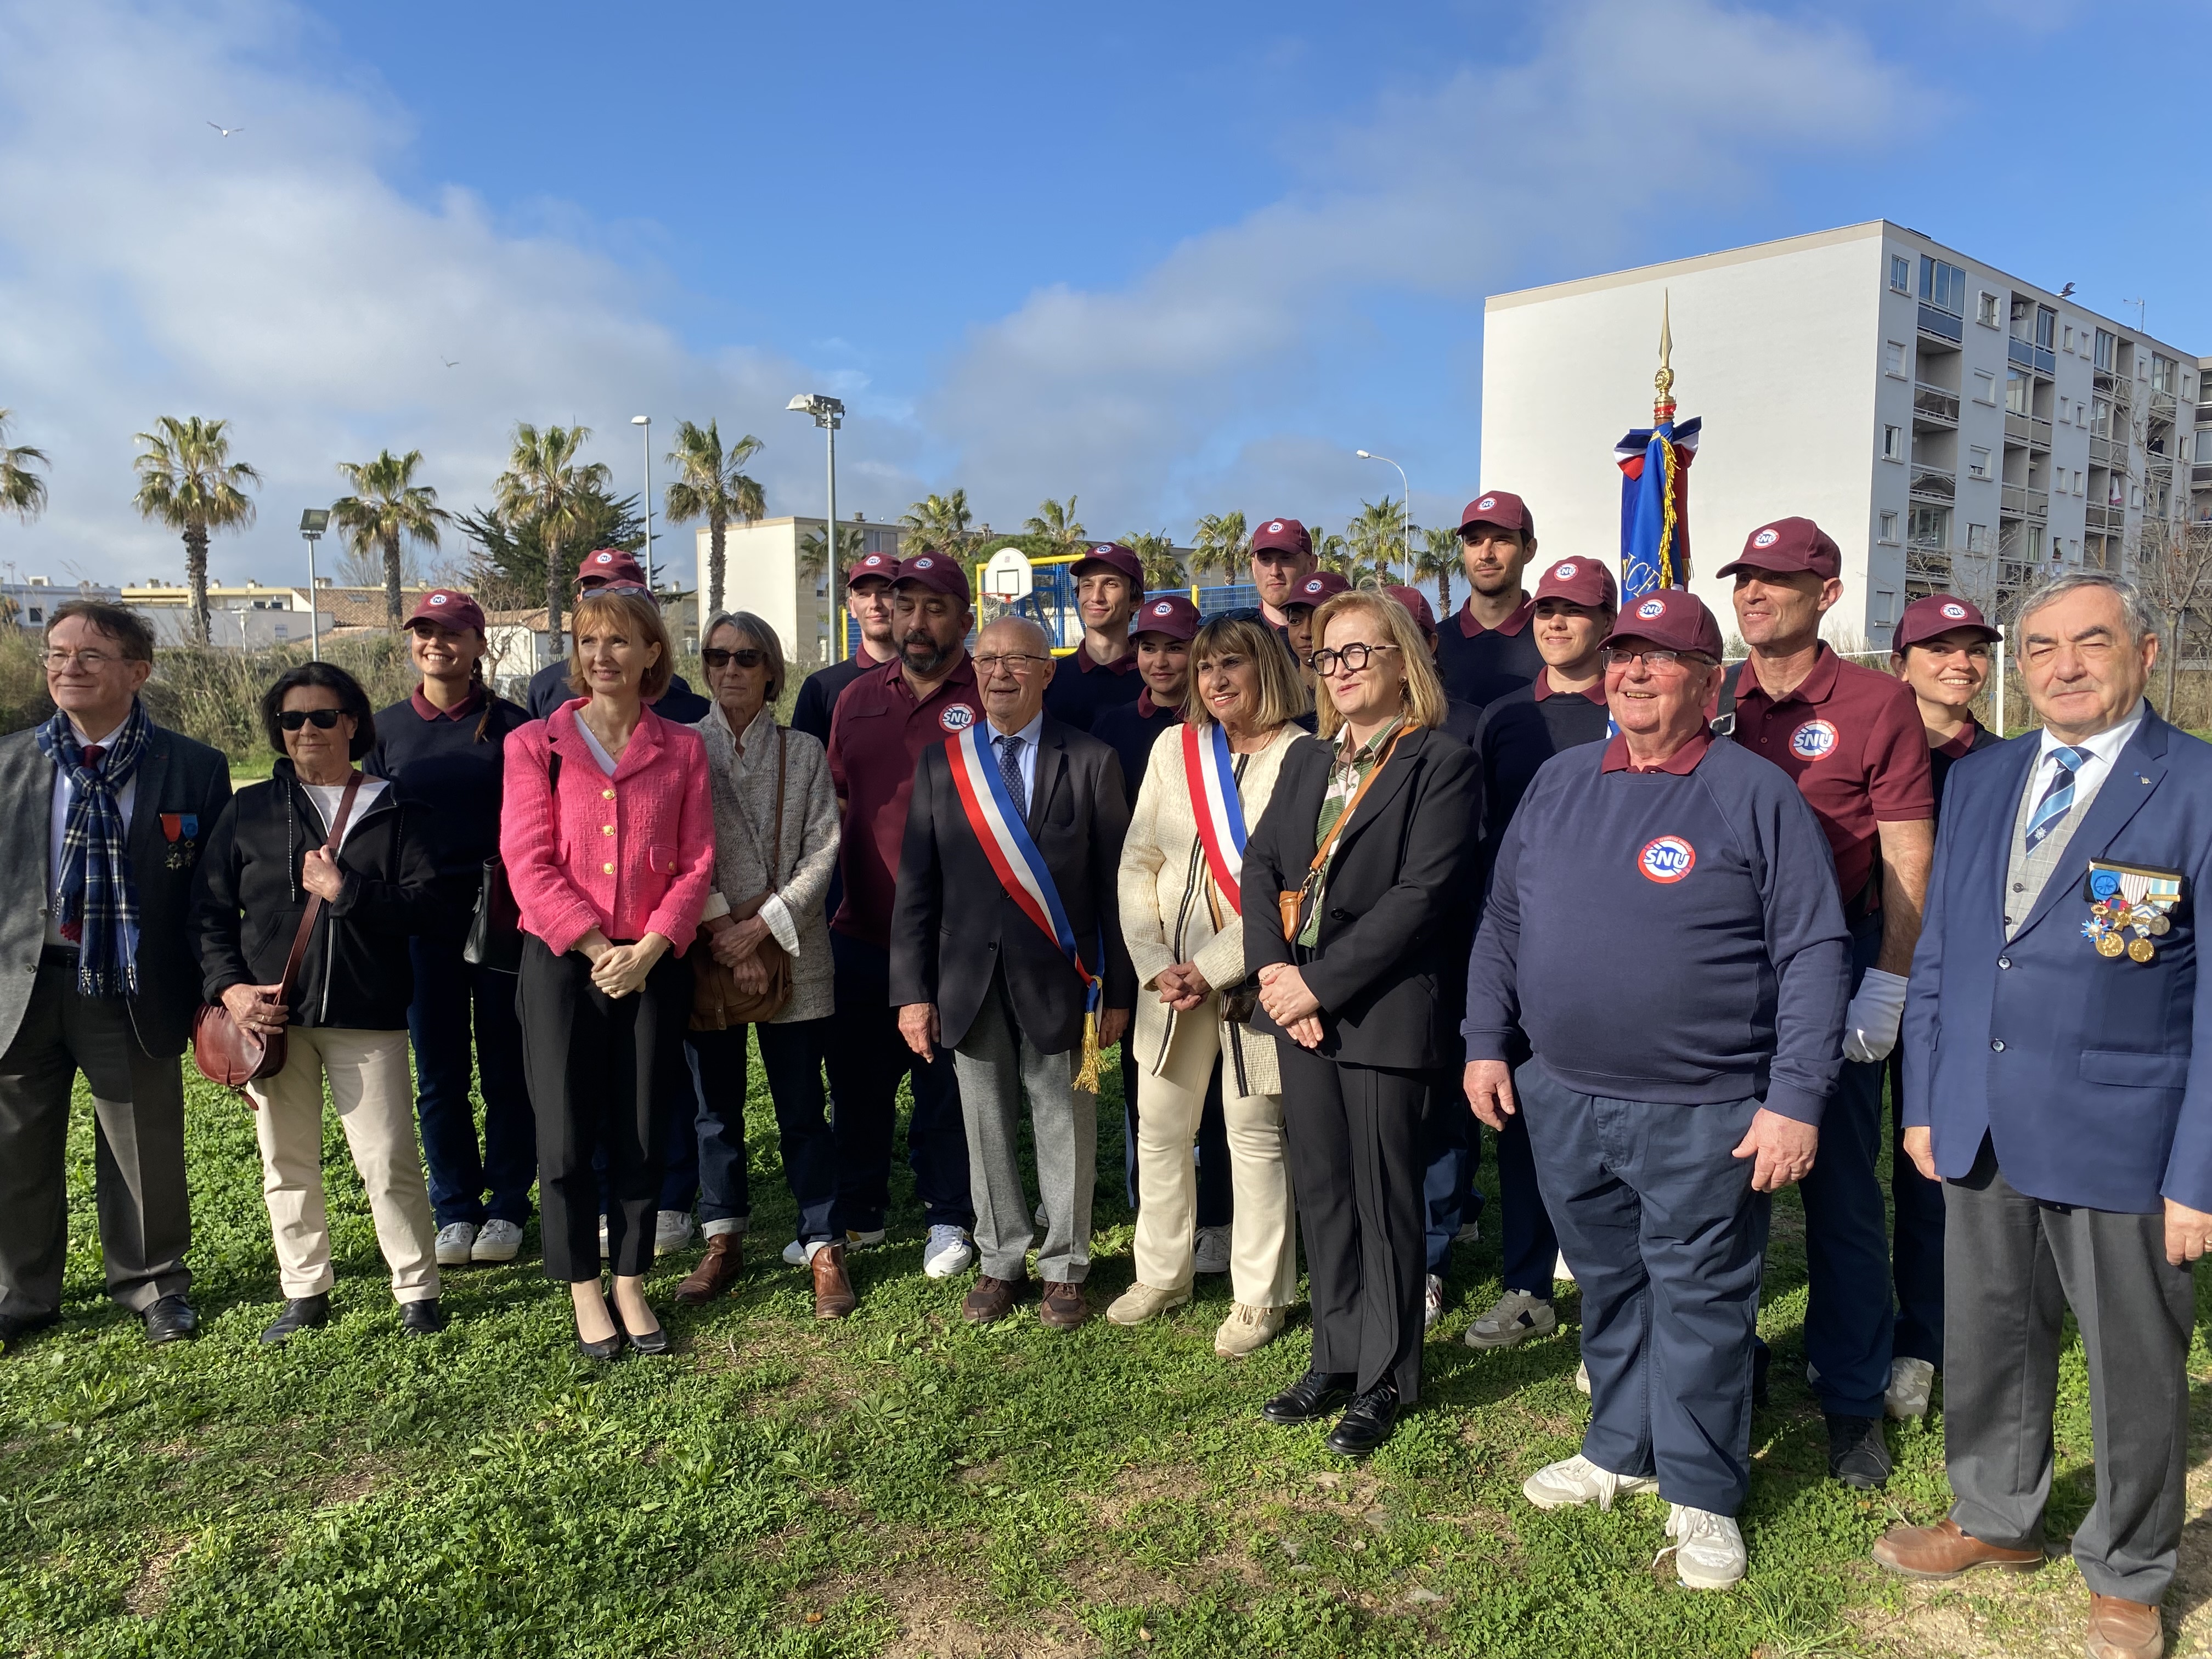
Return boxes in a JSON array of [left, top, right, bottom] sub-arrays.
[[1279, 1044, 1431, 1403], [517, 936, 693, 1281]]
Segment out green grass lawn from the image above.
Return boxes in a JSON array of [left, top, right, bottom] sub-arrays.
[[5, 1058, 2210, 1659]]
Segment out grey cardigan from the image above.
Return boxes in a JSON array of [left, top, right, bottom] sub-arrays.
[[696, 702, 840, 1023]]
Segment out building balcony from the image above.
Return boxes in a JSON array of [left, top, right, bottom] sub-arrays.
[[1910, 466, 1955, 503], [2007, 337, 2058, 376], [2095, 369, 2134, 404], [1917, 304, 1963, 345], [2005, 412, 2053, 450], [1912, 383, 1959, 428], [2001, 484, 2050, 519], [2085, 504, 2124, 532], [2193, 465, 2212, 489], [2149, 390, 2178, 422]]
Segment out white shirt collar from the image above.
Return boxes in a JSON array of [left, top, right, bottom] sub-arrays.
[[67, 716, 128, 751], [2037, 699, 2145, 771], [990, 709, 1045, 749]]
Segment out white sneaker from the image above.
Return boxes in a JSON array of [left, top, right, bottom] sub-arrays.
[[846, 1227, 888, 1250], [1423, 1273, 1445, 1331], [782, 1239, 809, 1267], [1574, 1358, 1590, 1396], [434, 1222, 477, 1267], [1522, 1453, 1661, 1512], [1454, 1218, 1481, 1244], [1886, 1356, 1936, 1421], [922, 1225, 974, 1279], [471, 1220, 522, 1263], [1193, 1225, 1232, 1276], [1660, 1504, 1746, 1589], [1464, 1289, 1559, 1350], [598, 1216, 610, 1259], [654, 1210, 695, 1256]]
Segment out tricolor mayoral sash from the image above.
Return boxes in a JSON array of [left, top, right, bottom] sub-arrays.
[[944, 725, 1104, 1088], [1181, 721, 1246, 915]]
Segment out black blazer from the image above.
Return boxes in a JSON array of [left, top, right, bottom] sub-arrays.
[[1244, 724, 1481, 1069], [889, 713, 1137, 1055], [0, 716, 233, 1060]]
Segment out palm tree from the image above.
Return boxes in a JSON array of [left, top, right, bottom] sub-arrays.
[[798, 523, 864, 590], [900, 488, 976, 559], [494, 424, 610, 645], [1190, 511, 1248, 584], [1415, 525, 1460, 616], [331, 449, 452, 629], [1024, 496, 1087, 558], [1, 410, 50, 532], [1121, 531, 1186, 593], [131, 416, 261, 645], [1311, 525, 1351, 576], [663, 420, 765, 617], [1347, 496, 1408, 585]]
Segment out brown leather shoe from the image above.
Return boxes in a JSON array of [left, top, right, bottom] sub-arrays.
[[1871, 1517, 2043, 1580], [962, 1275, 1020, 1324], [2087, 1593, 2165, 1659], [811, 1244, 856, 1321], [1040, 1280, 1088, 1330], [673, 1233, 742, 1306]]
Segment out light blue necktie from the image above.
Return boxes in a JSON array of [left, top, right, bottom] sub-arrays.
[[996, 733, 1025, 814], [2023, 746, 2088, 853]]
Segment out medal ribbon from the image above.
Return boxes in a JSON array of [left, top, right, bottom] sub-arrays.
[[1183, 722, 1248, 916]]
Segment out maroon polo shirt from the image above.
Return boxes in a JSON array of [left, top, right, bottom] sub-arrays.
[[1600, 730, 1712, 775], [827, 653, 985, 947], [1730, 645, 1934, 904], [1532, 666, 1607, 705], [409, 685, 485, 722]]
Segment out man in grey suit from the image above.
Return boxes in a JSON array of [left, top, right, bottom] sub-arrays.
[[890, 616, 1135, 1331], [0, 601, 232, 1352]]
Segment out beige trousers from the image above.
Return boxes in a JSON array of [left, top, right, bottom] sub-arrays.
[[1131, 1005, 1298, 1308], [247, 1026, 440, 1304]]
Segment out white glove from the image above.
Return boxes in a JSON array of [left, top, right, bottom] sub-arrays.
[[1841, 967, 1909, 1064]]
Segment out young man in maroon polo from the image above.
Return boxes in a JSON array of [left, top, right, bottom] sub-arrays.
[[1435, 491, 1544, 707], [823, 553, 983, 1276], [1248, 518, 1318, 628], [1280, 569, 1349, 666], [1044, 543, 1145, 732], [792, 551, 900, 744], [1719, 517, 1936, 1488]]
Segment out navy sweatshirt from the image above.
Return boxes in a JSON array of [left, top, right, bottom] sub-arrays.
[[1463, 733, 1850, 1123], [792, 654, 879, 744], [1043, 647, 1143, 732], [366, 691, 532, 881], [1091, 696, 1180, 805], [1469, 680, 1610, 884]]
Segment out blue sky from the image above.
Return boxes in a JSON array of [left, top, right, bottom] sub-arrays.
[[1, 0, 2206, 587]]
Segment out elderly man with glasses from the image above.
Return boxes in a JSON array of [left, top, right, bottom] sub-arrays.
[[890, 616, 1135, 1330], [1463, 587, 1850, 1590]]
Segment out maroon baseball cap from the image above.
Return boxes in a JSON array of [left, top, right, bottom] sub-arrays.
[[1460, 490, 1534, 537], [1533, 557, 1618, 610], [1071, 542, 1145, 593], [890, 551, 971, 603], [1894, 592, 2001, 651], [404, 589, 486, 633], [846, 550, 898, 588], [1717, 517, 1841, 582], [1601, 588, 1724, 661], [1250, 517, 1312, 557], [577, 548, 648, 590], [1132, 593, 1199, 642], [1383, 585, 1437, 635], [1284, 570, 1351, 611]]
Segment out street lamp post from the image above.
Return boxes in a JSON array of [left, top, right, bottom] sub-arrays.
[[297, 509, 328, 658], [1355, 450, 1413, 583], [630, 415, 654, 591], [787, 393, 846, 661]]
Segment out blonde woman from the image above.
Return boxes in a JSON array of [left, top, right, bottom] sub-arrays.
[[1108, 616, 1308, 1357]]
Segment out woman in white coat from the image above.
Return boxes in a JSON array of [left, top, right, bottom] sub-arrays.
[[1109, 614, 1309, 1357]]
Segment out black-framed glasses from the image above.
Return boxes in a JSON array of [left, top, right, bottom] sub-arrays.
[[278, 708, 347, 731], [701, 647, 767, 670], [973, 651, 1053, 675], [1309, 642, 1401, 676]]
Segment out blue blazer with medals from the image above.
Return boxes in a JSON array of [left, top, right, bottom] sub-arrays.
[[1902, 707, 2212, 1214]]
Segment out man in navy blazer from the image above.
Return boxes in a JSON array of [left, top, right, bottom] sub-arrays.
[[1872, 571, 2212, 1659]]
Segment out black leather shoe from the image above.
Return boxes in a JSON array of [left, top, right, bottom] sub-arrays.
[[1262, 1369, 1358, 1425], [1827, 1412, 1892, 1489], [261, 1294, 330, 1346], [142, 1294, 198, 1346], [1324, 1381, 1400, 1457], [398, 1298, 447, 1337], [575, 1332, 624, 1361], [607, 1295, 668, 1356], [0, 1310, 59, 1354]]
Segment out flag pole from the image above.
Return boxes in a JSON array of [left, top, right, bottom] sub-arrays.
[[1654, 290, 1675, 424]]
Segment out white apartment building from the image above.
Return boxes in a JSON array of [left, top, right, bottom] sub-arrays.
[[1481, 221, 2203, 647], [694, 515, 904, 670]]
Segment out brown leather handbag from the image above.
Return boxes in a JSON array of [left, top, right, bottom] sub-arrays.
[[193, 773, 363, 1092], [691, 727, 793, 1031]]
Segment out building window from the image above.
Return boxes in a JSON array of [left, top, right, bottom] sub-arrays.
[[2063, 325, 2076, 352], [1972, 371, 1997, 405], [1878, 511, 1899, 543], [2132, 486, 2143, 509], [1968, 447, 1991, 479], [2095, 329, 2116, 370], [26, 607, 41, 624], [2075, 470, 2086, 495], [2092, 398, 2112, 436], [1874, 589, 1897, 627], [1889, 255, 1911, 294], [1884, 340, 1908, 378], [1910, 505, 1950, 546], [2151, 353, 2177, 394], [1967, 522, 1989, 552], [2036, 306, 2056, 349], [1919, 256, 1967, 315], [2027, 526, 2046, 560], [1976, 291, 2000, 328], [2006, 370, 2031, 415], [1882, 424, 1904, 460]]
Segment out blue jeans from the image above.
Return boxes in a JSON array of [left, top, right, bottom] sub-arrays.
[[1520, 1063, 1768, 1516], [690, 1019, 838, 1244], [407, 937, 535, 1229], [824, 933, 972, 1233], [1423, 1070, 1482, 1274]]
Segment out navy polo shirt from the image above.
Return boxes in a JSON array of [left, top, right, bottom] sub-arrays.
[[1091, 691, 1180, 805], [1464, 731, 1850, 1123], [1929, 717, 2001, 819], [1043, 645, 1142, 732], [1435, 595, 1543, 706], [1468, 669, 1611, 881], [366, 687, 532, 879], [792, 653, 883, 745]]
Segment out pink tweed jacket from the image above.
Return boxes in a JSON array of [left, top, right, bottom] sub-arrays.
[[500, 699, 715, 956]]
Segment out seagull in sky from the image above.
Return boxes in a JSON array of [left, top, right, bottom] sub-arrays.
[[441, 356, 460, 369], [207, 121, 244, 137]]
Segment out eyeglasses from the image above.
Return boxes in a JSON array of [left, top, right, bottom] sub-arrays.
[[701, 647, 767, 670], [1309, 642, 1401, 676], [1601, 647, 1714, 670], [41, 650, 120, 669], [973, 652, 1053, 675], [278, 709, 347, 731]]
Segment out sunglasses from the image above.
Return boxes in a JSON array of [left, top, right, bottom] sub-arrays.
[[278, 709, 347, 731], [701, 647, 767, 670]]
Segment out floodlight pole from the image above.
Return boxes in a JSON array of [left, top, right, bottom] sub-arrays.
[[788, 393, 846, 660], [630, 415, 654, 591], [1356, 450, 1412, 582], [297, 508, 330, 657]]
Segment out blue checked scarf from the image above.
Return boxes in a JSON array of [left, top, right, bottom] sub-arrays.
[[36, 699, 149, 997]]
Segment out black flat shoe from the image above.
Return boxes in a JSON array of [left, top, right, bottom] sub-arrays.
[[607, 1295, 668, 1356], [575, 1332, 625, 1361], [1827, 1412, 1892, 1489], [1262, 1369, 1358, 1425], [398, 1298, 447, 1337], [1324, 1381, 1400, 1457], [261, 1294, 330, 1346], [142, 1294, 198, 1345], [0, 1309, 59, 1355]]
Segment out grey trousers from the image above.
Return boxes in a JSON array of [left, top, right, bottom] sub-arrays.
[[0, 962, 191, 1320], [1944, 1137, 2194, 1604], [952, 974, 1096, 1284]]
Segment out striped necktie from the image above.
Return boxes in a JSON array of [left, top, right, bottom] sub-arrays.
[[2023, 746, 2088, 854], [996, 733, 1025, 813]]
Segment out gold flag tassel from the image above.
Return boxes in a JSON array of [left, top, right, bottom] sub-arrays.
[[1074, 983, 1103, 1093]]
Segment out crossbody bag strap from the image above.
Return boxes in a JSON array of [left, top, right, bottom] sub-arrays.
[[1304, 726, 1406, 884], [276, 770, 363, 1002]]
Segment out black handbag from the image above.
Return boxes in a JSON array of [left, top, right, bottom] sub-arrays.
[[464, 745, 560, 974]]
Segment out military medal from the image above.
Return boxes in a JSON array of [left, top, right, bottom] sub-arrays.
[[2083, 861, 2183, 963]]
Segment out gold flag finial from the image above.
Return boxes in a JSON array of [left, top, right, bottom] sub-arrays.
[[1654, 290, 1677, 421]]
